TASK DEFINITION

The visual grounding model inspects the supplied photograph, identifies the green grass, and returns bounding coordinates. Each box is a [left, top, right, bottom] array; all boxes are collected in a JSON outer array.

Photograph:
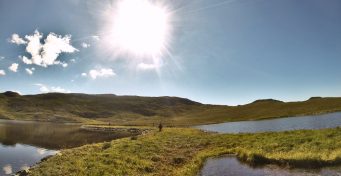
[[2, 92, 341, 126], [29, 127, 341, 176]]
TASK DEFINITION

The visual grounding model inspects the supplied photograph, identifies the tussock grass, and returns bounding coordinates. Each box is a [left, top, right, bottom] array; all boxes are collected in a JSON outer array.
[[30, 127, 341, 176]]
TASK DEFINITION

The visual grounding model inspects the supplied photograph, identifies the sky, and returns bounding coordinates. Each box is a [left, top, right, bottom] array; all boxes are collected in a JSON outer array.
[[0, 0, 341, 105]]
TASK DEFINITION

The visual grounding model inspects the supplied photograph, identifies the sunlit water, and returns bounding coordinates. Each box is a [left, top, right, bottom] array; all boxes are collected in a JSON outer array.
[[200, 156, 341, 176], [0, 120, 133, 175], [195, 112, 341, 133]]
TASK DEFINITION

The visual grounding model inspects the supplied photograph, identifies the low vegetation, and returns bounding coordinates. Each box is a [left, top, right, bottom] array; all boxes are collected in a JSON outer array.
[[29, 127, 341, 176], [1, 91, 341, 125]]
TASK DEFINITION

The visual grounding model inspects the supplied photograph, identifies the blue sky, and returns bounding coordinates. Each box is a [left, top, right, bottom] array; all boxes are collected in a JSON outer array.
[[0, 0, 341, 105]]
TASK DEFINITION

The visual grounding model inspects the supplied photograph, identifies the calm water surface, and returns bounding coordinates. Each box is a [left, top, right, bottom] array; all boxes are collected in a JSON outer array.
[[0, 120, 132, 175], [195, 112, 341, 133], [200, 156, 341, 176]]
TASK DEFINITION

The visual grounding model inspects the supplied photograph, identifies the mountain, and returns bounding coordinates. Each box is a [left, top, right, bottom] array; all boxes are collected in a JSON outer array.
[[1, 91, 341, 126]]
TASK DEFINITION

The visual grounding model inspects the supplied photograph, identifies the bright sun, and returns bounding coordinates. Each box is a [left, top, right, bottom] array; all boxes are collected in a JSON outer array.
[[110, 0, 170, 57]]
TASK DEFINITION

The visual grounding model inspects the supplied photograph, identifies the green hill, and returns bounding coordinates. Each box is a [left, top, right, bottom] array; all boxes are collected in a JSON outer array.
[[1, 91, 341, 126]]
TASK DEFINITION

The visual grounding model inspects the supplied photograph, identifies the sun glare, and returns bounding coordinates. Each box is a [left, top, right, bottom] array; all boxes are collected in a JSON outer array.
[[109, 0, 170, 57]]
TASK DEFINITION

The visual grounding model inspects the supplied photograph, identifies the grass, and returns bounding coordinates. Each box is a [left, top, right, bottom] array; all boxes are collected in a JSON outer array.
[[29, 127, 341, 176], [2, 92, 341, 126]]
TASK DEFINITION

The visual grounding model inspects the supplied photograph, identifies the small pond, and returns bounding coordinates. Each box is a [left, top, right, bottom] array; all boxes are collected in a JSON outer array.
[[199, 156, 341, 176]]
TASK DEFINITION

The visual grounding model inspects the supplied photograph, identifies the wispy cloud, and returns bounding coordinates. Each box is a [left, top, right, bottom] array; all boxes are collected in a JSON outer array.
[[70, 58, 76, 63], [137, 62, 161, 71], [25, 67, 35, 75], [8, 63, 19, 72], [82, 68, 116, 79], [81, 42, 90, 48], [11, 30, 78, 67], [92, 35, 100, 41], [34, 83, 71, 93]]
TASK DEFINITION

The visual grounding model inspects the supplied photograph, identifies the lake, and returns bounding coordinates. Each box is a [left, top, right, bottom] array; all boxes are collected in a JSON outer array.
[[0, 120, 133, 175], [195, 112, 341, 133]]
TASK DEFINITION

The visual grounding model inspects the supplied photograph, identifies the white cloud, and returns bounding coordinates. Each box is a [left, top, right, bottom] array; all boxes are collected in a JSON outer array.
[[34, 83, 71, 93], [82, 68, 116, 79], [9, 33, 27, 45], [50, 86, 70, 93], [3, 164, 12, 175], [89, 68, 115, 79], [81, 42, 90, 48], [0, 70, 5, 76], [34, 83, 49, 92], [25, 68, 34, 75], [0, 56, 4, 60], [137, 62, 161, 70], [70, 58, 76, 63], [9, 63, 19, 72], [14, 30, 78, 67]]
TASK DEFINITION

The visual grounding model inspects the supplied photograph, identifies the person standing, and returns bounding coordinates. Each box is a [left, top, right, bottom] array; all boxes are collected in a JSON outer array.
[[158, 123, 163, 132]]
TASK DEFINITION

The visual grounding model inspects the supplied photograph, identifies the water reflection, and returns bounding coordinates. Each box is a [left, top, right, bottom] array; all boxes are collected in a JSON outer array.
[[0, 120, 134, 175], [0, 120, 132, 149], [0, 144, 57, 176], [200, 156, 341, 176], [2, 165, 11, 175]]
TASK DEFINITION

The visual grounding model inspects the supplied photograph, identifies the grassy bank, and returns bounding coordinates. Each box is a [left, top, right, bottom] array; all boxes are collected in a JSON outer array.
[[29, 127, 341, 176]]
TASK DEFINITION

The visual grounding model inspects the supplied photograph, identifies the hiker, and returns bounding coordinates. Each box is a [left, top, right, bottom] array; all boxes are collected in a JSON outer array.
[[158, 123, 163, 132]]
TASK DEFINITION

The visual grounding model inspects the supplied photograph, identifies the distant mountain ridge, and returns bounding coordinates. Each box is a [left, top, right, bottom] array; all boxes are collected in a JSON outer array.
[[1, 91, 341, 126]]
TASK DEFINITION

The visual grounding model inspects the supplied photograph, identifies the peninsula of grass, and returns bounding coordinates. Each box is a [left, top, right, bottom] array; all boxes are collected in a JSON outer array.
[[29, 127, 341, 176]]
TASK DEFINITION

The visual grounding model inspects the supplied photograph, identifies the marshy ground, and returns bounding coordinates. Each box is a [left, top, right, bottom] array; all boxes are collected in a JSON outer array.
[[29, 127, 341, 176]]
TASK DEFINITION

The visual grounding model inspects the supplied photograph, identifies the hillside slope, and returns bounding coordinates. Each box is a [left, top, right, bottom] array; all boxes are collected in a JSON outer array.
[[1, 92, 341, 125]]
